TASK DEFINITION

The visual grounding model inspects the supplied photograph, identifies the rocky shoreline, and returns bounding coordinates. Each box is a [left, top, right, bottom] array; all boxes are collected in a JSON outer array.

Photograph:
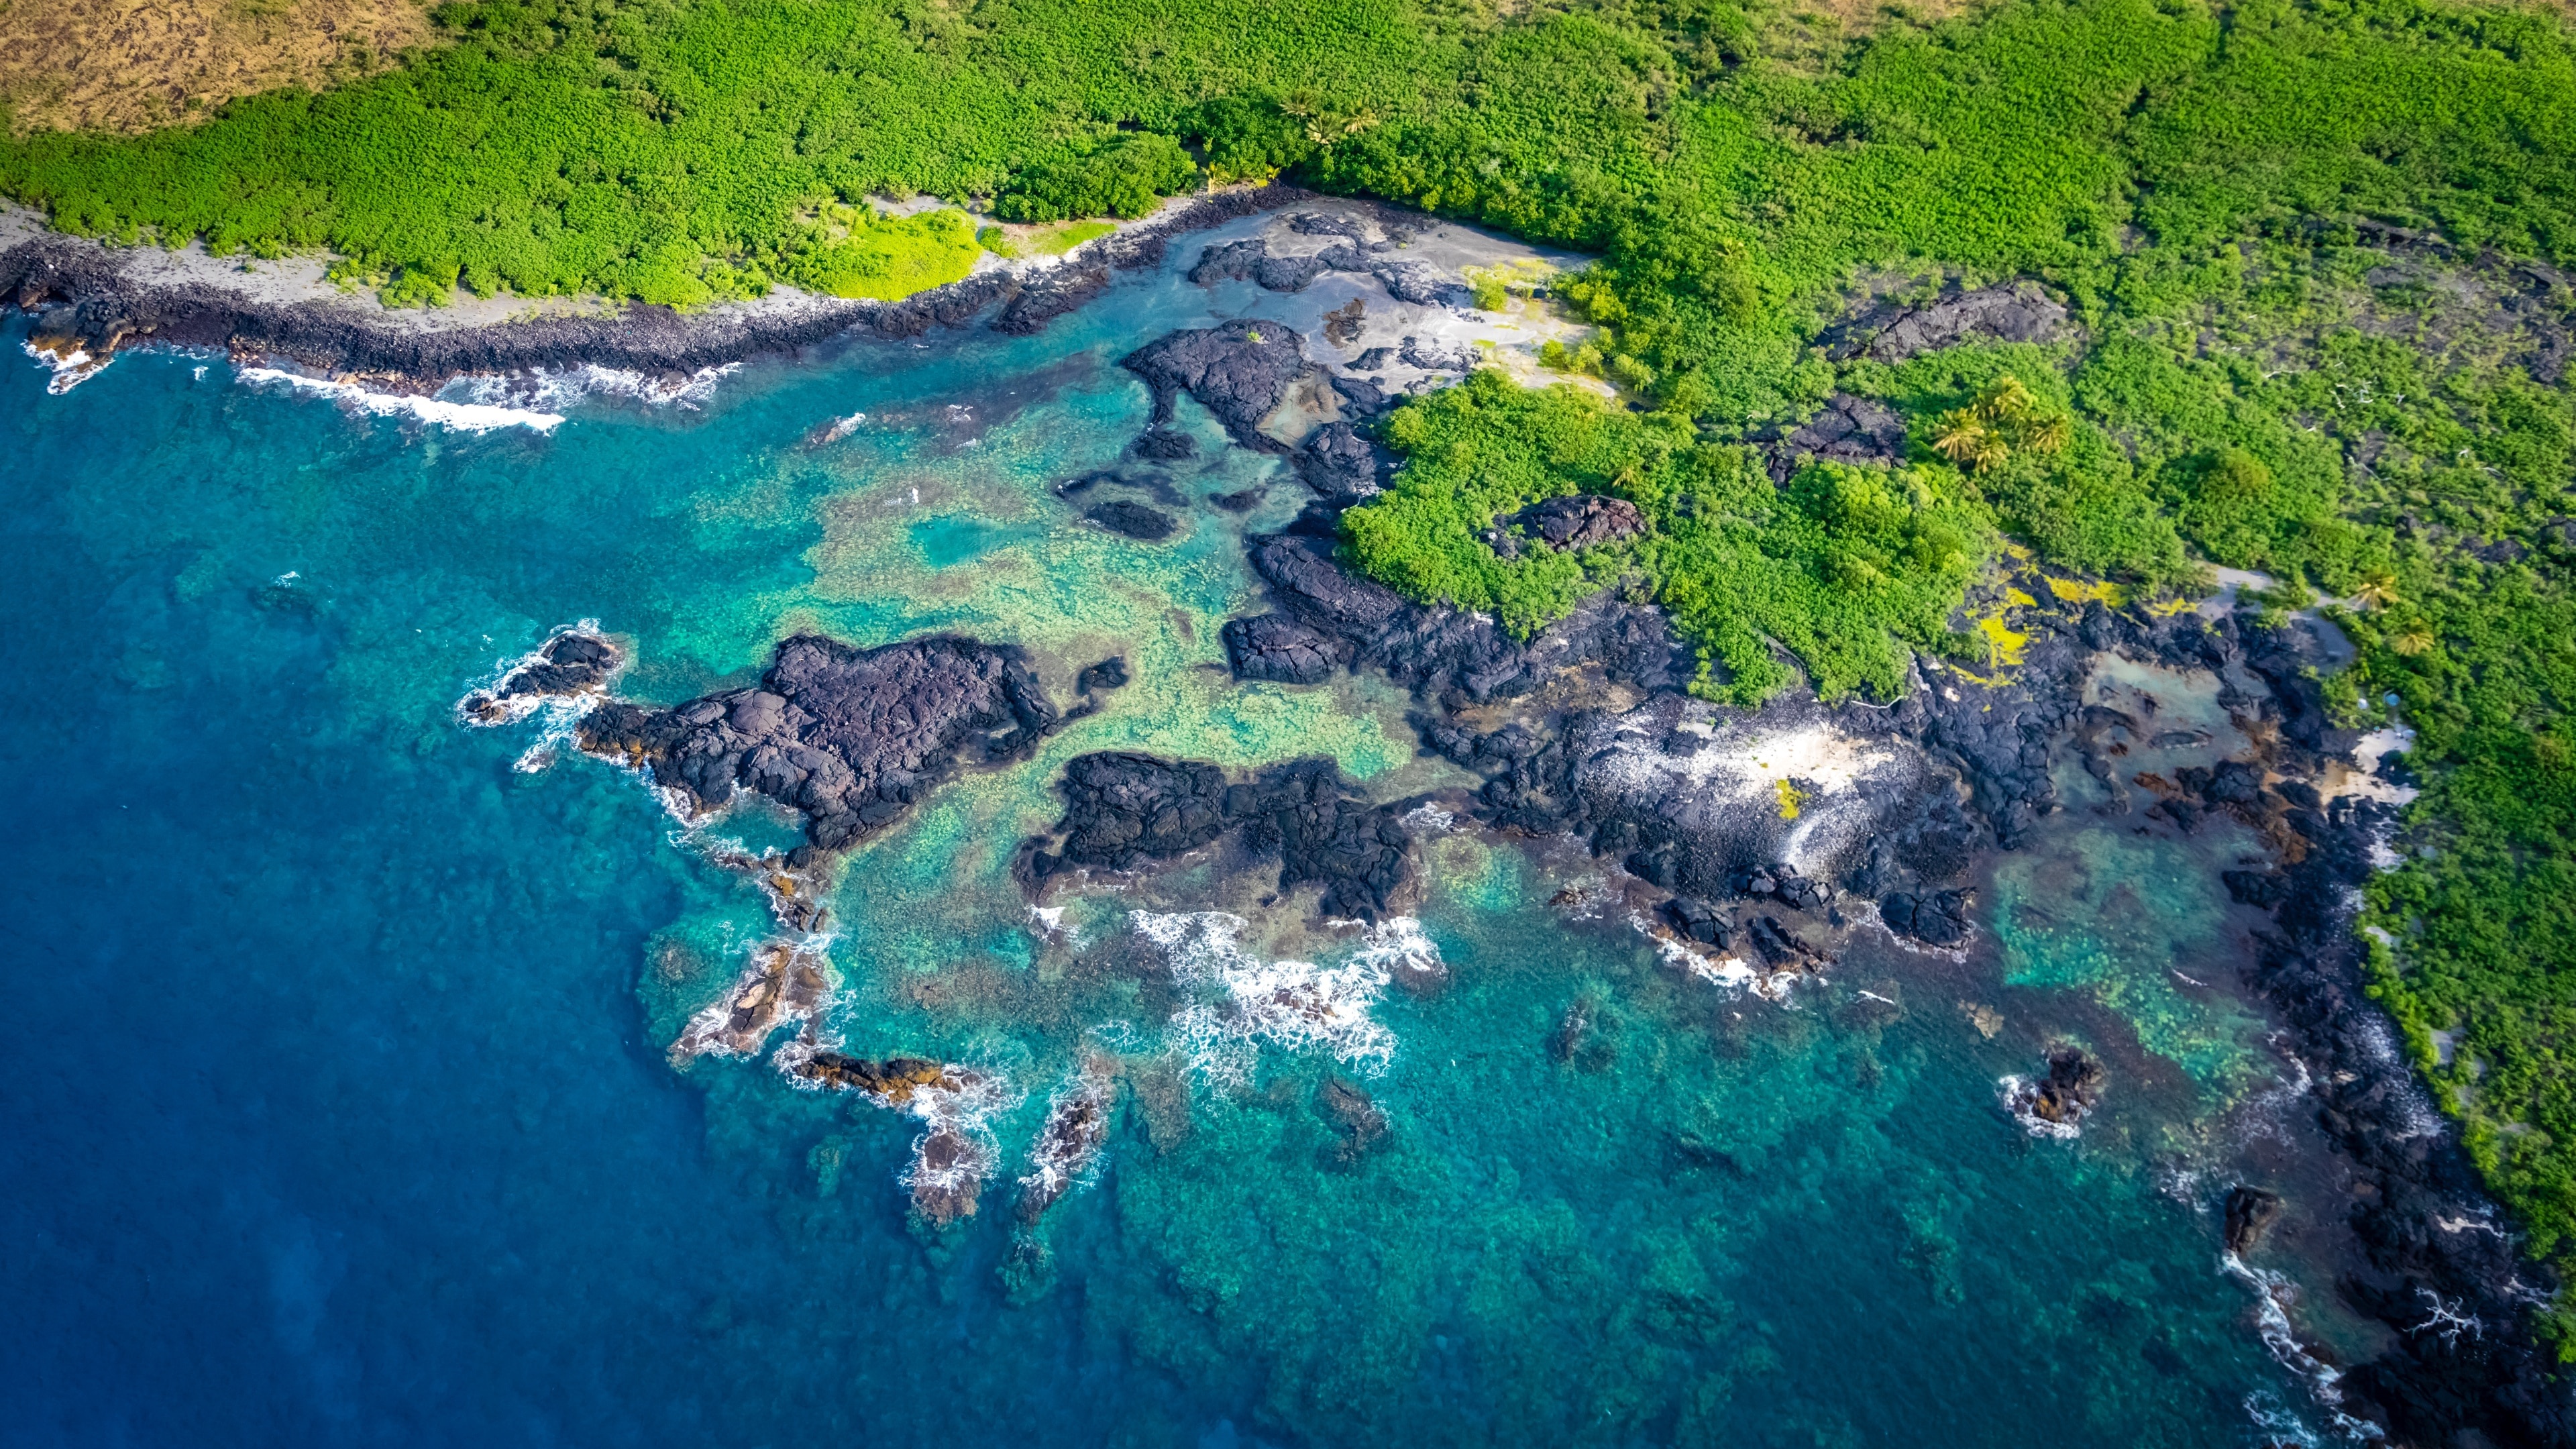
[[1073, 302, 2571, 1442], [429, 240, 2569, 1438], [0, 186, 1315, 391]]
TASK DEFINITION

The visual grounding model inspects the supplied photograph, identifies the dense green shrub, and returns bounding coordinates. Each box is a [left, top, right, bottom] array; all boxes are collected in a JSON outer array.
[[1344, 370, 1990, 702], [989, 134, 1199, 223]]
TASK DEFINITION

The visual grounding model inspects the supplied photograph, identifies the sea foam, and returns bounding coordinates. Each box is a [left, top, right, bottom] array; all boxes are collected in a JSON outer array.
[[239, 368, 566, 433], [1132, 910, 1406, 1083]]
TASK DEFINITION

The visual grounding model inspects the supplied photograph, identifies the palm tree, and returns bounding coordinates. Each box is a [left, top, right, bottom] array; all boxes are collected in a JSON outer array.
[[2390, 620, 2436, 656], [2353, 571, 2400, 610], [1933, 411, 2013, 473]]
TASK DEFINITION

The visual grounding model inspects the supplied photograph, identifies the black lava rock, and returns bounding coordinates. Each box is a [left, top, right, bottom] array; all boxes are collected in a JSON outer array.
[[1660, 896, 1731, 948], [1223, 614, 1343, 685], [1498, 494, 1646, 551], [1880, 888, 1972, 946], [1122, 322, 1313, 451], [1077, 657, 1130, 694], [577, 634, 1056, 853], [1026, 751, 1415, 918]]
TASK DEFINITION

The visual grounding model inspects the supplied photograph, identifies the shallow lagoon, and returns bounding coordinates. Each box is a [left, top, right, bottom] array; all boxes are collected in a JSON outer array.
[[2, 222, 2363, 1445]]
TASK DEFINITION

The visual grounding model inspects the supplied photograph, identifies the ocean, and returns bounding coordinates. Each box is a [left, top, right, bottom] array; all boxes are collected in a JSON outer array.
[[2, 221, 2363, 1446]]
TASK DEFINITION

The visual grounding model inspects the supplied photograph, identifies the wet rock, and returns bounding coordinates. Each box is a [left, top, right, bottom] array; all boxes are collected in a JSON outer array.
[[1188, 239, 1269, 285], [1349, 345, 1397, 371], [1086, 500, 1179, 540], [1825, 280, 2069, 363], [1017, 1067, 1115, 1225], [2222, 868, 2291, 908], [1122, 321, 1313, 451], [1076, 657, 1130, 694], [1289, 211, 1370, 240], [669, 941, 832, 1063], [576, 633, 1056, 853], [1037, 753, 1232, 871], [787, 1052, 955, 1099], [1317, 1074, 1391, 1161], [1660, 895, 1732, 948], [1222, 613, 1344, 684], [460, 629, 621, 722], [1246, 533, 1409, 636], [1745, 914, 1829, 969], [994, 263, 1113, 335], [1208, 484, 1267, 513], [1329, 372, 1392, 417], [2224, 1185, 2285, 1253], [1399, 334, 1476, 372], [1735, 862, 1832, 913], [1879, 888, 1972, 947], [2029, 1046, 2104, 1126], [1497, 494, 1646, 551]]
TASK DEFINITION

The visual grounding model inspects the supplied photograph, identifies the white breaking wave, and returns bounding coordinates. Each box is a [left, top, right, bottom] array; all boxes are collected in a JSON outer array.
[[1998, 1073, 2084, 1140], [23, 337, 109, 394], [1628, 912, 1801, 1002], [1345, 916, 1447, 989], [2222, 1254, 2386, 1441], [1132, 910, 1403, 1083], [239, 367, 564, 433], [455, 362, 741, 414]]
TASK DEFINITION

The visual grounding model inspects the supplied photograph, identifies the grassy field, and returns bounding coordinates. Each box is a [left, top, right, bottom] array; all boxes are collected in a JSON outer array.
[[6, 0, 2576, 1343]]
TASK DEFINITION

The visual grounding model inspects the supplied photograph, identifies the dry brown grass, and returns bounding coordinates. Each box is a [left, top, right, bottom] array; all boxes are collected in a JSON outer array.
[[0, 0, 435, 135]]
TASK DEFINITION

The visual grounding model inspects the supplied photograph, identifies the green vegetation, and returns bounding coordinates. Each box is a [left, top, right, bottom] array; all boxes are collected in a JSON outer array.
[[989, 132, 1196, 222], [782, 204, 978, 301], [1346, 370, 1986, 702], [7, 0, 2576, 1340]]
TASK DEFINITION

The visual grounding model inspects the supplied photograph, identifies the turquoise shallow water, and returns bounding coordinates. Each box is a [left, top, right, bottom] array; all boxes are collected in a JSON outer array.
[[3, 241, 2339, 1446]]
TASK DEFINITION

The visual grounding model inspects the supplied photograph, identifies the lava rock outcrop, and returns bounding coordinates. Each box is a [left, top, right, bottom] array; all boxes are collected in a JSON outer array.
[[578, 633, 1057, 855], [1021, 751, 1417, 919]]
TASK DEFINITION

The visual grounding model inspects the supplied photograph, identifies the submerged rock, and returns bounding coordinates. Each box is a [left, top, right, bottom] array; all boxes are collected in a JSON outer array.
[[1086, 500, 1179, 540], [1133, 427, 1197, 460], [1076, 657, 1130, 694], [1317, 1074, 1391, 1162], [576, 633, 1056, 853]]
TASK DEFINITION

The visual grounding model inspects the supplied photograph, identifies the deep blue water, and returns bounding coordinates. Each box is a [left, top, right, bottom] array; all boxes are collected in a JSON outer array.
[[2, 228, 2353, 1446]]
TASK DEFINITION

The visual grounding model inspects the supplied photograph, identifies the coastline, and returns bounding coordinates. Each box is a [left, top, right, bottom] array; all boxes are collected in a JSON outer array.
[[0, 185, 1316, 391], [11, 170, 2569, 1440]]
